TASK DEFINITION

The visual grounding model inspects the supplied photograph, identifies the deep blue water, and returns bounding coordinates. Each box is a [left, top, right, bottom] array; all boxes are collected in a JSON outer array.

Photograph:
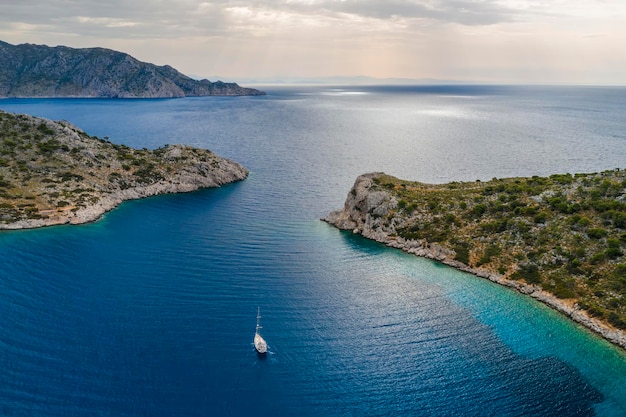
[[1, 85, 626, 416]]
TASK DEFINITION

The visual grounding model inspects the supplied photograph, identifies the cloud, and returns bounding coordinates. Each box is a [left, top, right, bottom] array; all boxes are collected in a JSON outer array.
[[292, 0, 522, 25], [0, 0, 532, 42], [1, 0, 625, 84], [2, 0, 623, 40], [1, 0, 233, 39]]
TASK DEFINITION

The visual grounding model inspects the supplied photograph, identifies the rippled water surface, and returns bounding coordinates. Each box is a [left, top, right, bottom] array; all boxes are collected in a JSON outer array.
[[1, 86, 626, 416]]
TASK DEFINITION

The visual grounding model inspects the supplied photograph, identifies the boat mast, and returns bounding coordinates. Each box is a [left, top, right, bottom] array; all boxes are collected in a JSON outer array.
[[254, 306, 268, 354]]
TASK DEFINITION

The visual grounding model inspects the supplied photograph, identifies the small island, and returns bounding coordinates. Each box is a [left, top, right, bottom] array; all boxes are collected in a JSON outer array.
[[325, 172, 626, 350], [0, 109, 248, 229]]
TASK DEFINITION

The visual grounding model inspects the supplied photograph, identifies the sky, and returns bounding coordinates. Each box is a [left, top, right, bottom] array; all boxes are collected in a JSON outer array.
[[1, 0, 626, 85]]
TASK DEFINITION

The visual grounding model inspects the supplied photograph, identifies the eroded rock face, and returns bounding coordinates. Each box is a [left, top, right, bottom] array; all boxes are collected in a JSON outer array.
[[325, 172, 393, 232]]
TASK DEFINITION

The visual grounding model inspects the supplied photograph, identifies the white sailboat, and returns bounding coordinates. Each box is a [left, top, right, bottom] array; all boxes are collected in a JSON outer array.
[[254, 307, 267, 354]]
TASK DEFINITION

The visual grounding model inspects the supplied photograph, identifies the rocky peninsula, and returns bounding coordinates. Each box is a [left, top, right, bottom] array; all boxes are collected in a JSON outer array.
[[325, 172, 626, 350], [0, 41, 265, 98], [0, 109, 248, 229]]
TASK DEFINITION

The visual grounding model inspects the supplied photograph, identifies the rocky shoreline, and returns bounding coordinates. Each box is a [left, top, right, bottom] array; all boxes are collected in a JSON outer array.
[[324, 173, 626, 351], [1, 157, 248, 230], [0, 110, 248, 229]]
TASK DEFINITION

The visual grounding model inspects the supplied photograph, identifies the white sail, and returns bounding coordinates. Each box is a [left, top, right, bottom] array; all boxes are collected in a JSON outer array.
[[254, 307, 267, 354]]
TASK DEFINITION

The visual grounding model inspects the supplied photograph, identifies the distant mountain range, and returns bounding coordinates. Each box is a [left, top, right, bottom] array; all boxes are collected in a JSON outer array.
[[0, 41, 265, 98], [232, 75, 471, 86]]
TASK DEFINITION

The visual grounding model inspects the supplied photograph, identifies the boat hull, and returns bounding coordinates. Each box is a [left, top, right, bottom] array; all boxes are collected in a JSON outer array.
[[254, 333, 267, 354]]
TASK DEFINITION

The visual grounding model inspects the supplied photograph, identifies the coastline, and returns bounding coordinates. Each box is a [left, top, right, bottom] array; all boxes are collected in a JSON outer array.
[[0, 165, 248, 230], [0, 110, 249, 230], [323, 173, 626, 352]]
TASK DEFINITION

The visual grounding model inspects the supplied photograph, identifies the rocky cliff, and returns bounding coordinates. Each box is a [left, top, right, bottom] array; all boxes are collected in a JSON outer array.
[[0, 110, 248, 229], [324, 172, 626, 351], [0, 41, 265, 98]]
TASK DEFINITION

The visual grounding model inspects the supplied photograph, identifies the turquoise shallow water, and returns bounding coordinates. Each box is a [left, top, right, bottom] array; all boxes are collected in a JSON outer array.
[[1, 86, 626, 416]]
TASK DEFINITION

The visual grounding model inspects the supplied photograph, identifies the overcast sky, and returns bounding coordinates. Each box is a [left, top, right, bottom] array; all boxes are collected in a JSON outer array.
[[1, 0, 625, 84]]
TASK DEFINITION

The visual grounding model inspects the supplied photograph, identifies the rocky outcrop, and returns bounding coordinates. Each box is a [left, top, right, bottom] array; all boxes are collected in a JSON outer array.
[[324, 173, 626, 351], [0, 110, 248, 229], [0, 40, 265, 98]]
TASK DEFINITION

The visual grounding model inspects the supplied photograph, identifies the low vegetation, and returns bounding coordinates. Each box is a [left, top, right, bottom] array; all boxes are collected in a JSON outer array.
[[0, 109, 219, 225], [371, 171, 626, 330]]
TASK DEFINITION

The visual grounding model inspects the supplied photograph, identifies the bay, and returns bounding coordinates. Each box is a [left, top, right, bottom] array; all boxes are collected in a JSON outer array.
[[1, 85, 626, 416]]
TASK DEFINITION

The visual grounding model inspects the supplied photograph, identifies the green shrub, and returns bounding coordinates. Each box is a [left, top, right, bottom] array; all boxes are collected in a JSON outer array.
[[608, 312, 626, 330], [605, 247, 624, 259], [512, 263, 541, 284], [36, 123, 55, 135], [472, 204, 487, 218], [587, 228, 608, 239], [590, 252, 607, 264], [534, 211, 548, 224], [454, 244, 470, 264], [478, 244, 501, 266]]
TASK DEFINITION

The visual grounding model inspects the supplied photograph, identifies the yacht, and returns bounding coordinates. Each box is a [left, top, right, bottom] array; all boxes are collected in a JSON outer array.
[[254, 307, 267, 354]]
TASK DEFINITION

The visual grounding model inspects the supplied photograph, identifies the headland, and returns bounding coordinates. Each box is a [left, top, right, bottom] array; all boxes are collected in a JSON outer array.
[[0, 109, 248, 229], [325, 172, 626, 350]]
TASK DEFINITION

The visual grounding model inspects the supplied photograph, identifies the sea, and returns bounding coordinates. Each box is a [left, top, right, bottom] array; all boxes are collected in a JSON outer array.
[[1, 85, 626, 416]]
